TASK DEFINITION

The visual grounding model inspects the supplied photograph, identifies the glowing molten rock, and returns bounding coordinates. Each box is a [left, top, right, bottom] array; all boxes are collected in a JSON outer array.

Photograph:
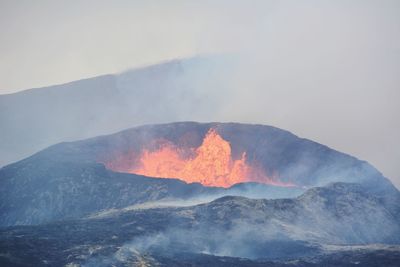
[[128, 129, 291, 188]]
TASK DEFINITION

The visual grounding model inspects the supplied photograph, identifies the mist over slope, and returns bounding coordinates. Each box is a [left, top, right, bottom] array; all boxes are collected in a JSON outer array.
[[0, 57, 232, 167]]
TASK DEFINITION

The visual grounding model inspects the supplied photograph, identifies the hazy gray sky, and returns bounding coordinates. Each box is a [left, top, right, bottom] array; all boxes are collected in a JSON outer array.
[[0, 0, 399, 187]]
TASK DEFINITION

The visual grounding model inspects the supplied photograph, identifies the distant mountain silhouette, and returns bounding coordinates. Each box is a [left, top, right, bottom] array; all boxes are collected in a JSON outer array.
[[0, 56, 232, 167]]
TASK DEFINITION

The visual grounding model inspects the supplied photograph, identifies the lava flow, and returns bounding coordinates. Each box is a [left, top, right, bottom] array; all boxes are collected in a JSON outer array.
[[125, 129, 292, 188]]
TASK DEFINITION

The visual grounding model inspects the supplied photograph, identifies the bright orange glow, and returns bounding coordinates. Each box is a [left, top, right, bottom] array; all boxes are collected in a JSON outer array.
[[123, 129, 293, 188]]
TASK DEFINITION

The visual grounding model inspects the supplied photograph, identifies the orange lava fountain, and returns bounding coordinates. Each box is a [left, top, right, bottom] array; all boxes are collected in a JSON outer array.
[[127, 129, 293, 188]]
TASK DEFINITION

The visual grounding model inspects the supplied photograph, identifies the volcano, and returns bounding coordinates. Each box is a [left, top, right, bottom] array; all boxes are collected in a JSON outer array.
[[0, 122, 395, 226]]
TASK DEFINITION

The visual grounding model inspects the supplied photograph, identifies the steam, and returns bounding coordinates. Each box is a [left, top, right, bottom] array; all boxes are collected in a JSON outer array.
[[81, 223, 320, 267], [120, 223, 318, 260]]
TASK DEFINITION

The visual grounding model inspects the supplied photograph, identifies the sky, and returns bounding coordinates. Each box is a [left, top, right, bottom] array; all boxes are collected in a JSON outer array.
[[0, 0, 399, 187]]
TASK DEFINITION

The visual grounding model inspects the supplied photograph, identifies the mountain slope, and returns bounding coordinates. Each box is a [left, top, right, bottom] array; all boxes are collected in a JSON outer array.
[[193, 183, 400, 245], [0, 57, 231, 167]]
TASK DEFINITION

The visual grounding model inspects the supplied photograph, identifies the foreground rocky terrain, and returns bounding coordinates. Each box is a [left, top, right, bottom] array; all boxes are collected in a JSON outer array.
[[1, 182, 399, 266]]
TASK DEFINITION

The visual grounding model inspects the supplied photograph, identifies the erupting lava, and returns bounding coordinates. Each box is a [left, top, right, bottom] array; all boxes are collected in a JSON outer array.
[[125, 129, 292, 188]]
